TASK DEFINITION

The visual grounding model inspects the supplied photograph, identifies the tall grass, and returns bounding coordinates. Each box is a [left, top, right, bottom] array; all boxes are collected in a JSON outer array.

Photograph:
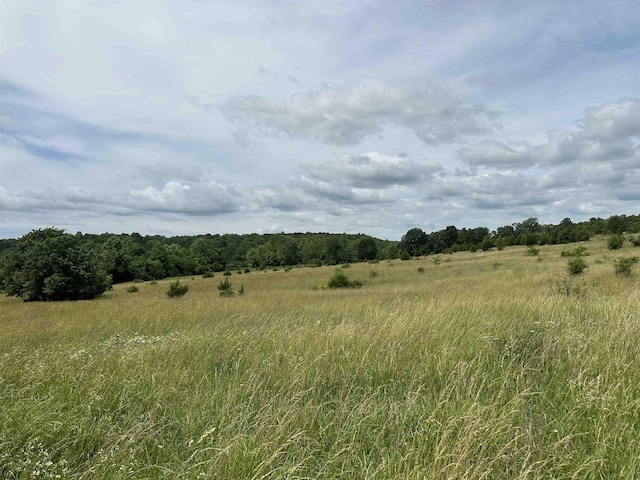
[[1, 238, 640, 478]]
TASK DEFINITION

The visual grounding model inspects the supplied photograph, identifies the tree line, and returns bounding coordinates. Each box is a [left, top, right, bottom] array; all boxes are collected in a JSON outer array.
[[398, 215, 640, 257], [0, 214, 638, 301]]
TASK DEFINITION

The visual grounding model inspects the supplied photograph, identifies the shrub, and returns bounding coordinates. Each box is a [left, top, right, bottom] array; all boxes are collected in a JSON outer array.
[[149, 280, 158, 285], [126, 285, 139, 293], [613, 256, 639, 276], [327, 270, 363, 289], [561, 245, 589, 257], [432, 256, 441, 265], [417, 266, 425, 274], [166, 279, 189, 298], [526, 245, 540, 256], [244, 268, 250, 273], [237, 270, 242, 275], [630, 236, 640, 247], [567, 257, 588, 275], [400, 251, 411, 261], [223, 270, 232, 276], [239, 283, 245, 295], [369, 270, 378, 278], [202, 272, 215, 278], [607, 234, 625, 250], [217, 278, 235, 296], [554, 277, 585, 297]]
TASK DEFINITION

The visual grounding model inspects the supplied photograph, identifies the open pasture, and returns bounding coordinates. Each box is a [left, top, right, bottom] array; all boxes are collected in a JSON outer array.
[[1, 238, 640, 479]]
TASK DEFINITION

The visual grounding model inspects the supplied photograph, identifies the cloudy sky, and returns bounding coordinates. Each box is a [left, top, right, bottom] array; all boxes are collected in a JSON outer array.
[[1, 0, 638, 240]]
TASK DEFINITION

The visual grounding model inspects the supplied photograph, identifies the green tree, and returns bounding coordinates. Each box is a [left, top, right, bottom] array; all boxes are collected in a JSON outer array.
[[357, 237, 378, 261], [1, 228, 111, 301], [607, 215, 625, 234], [399, 228, 427, 256]]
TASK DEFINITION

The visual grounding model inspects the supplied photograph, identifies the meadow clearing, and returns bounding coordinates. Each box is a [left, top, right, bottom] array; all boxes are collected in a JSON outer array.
[[1, 237, 639, 479]]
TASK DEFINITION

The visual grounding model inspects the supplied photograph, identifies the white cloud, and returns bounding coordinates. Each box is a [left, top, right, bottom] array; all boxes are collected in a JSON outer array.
[[218, 79, 498, 146], [459, 97, 640, 170]]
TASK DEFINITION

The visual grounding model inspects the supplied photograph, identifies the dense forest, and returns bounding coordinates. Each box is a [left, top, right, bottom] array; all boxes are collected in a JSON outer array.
[[0, 214, 638, 294]]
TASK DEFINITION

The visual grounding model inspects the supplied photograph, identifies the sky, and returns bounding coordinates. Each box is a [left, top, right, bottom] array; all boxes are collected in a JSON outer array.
[[0, 0, 639, 240]]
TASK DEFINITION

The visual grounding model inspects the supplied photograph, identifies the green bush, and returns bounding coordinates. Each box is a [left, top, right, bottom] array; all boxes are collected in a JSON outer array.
[[613, 257, 639, 276], [630, 236, 640, 247], [567, 257, 588, 275], [561, 245, 589, 257], [327, 270, 363, 289], [526, 245, 540, 256], [244, 268, 250, 273], [607, 235, 625, 250], [217, 278, 235, 296], [432, 256, 441, 265], [166, 279, 189, 298], [400, 251, 411, 261], [126, 285, 139, 293], [417, 266, 425, 274], [223, 270, 232, 276], [202, 272, 215, 278]]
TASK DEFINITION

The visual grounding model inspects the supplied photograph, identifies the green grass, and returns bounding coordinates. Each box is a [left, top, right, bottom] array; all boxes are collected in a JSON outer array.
[[1, 238, 640, 478]]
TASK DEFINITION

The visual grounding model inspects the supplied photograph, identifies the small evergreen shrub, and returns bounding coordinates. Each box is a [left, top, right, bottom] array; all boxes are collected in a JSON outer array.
[[202, 272, 215, 278], [629, 236, 640, 247], [223, 270, 232, 276], [432, 256, 441, 265], [400, 251, 411, 261], [149, 281, 158, 285], [342, 264, 351, 268], [613, 256, 639, 276], [126, 285, 139, 293], [561, 245, 589, 257], [166, 279, 189, 298], [526, 245, 540, 256], [607, 235, 625, 250], [567, 257, 588, 275], [244, 268, 250, 273], [327, 270, 363, 289], [237, 270, 242, 275], [217, 278, 235, 296], [417, 266, 425, 274], [133, 279, 144, 283]]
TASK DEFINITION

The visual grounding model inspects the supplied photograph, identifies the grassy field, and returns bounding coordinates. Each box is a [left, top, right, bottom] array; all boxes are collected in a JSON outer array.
[[1, 237, 640, 479]]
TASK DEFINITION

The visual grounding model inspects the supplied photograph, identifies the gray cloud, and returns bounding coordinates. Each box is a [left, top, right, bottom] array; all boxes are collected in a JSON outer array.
[[0, 181, 244, 217], [216, 79, 498, 146], [301, 152, 441, 189], [457, 140, 533, 168]]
